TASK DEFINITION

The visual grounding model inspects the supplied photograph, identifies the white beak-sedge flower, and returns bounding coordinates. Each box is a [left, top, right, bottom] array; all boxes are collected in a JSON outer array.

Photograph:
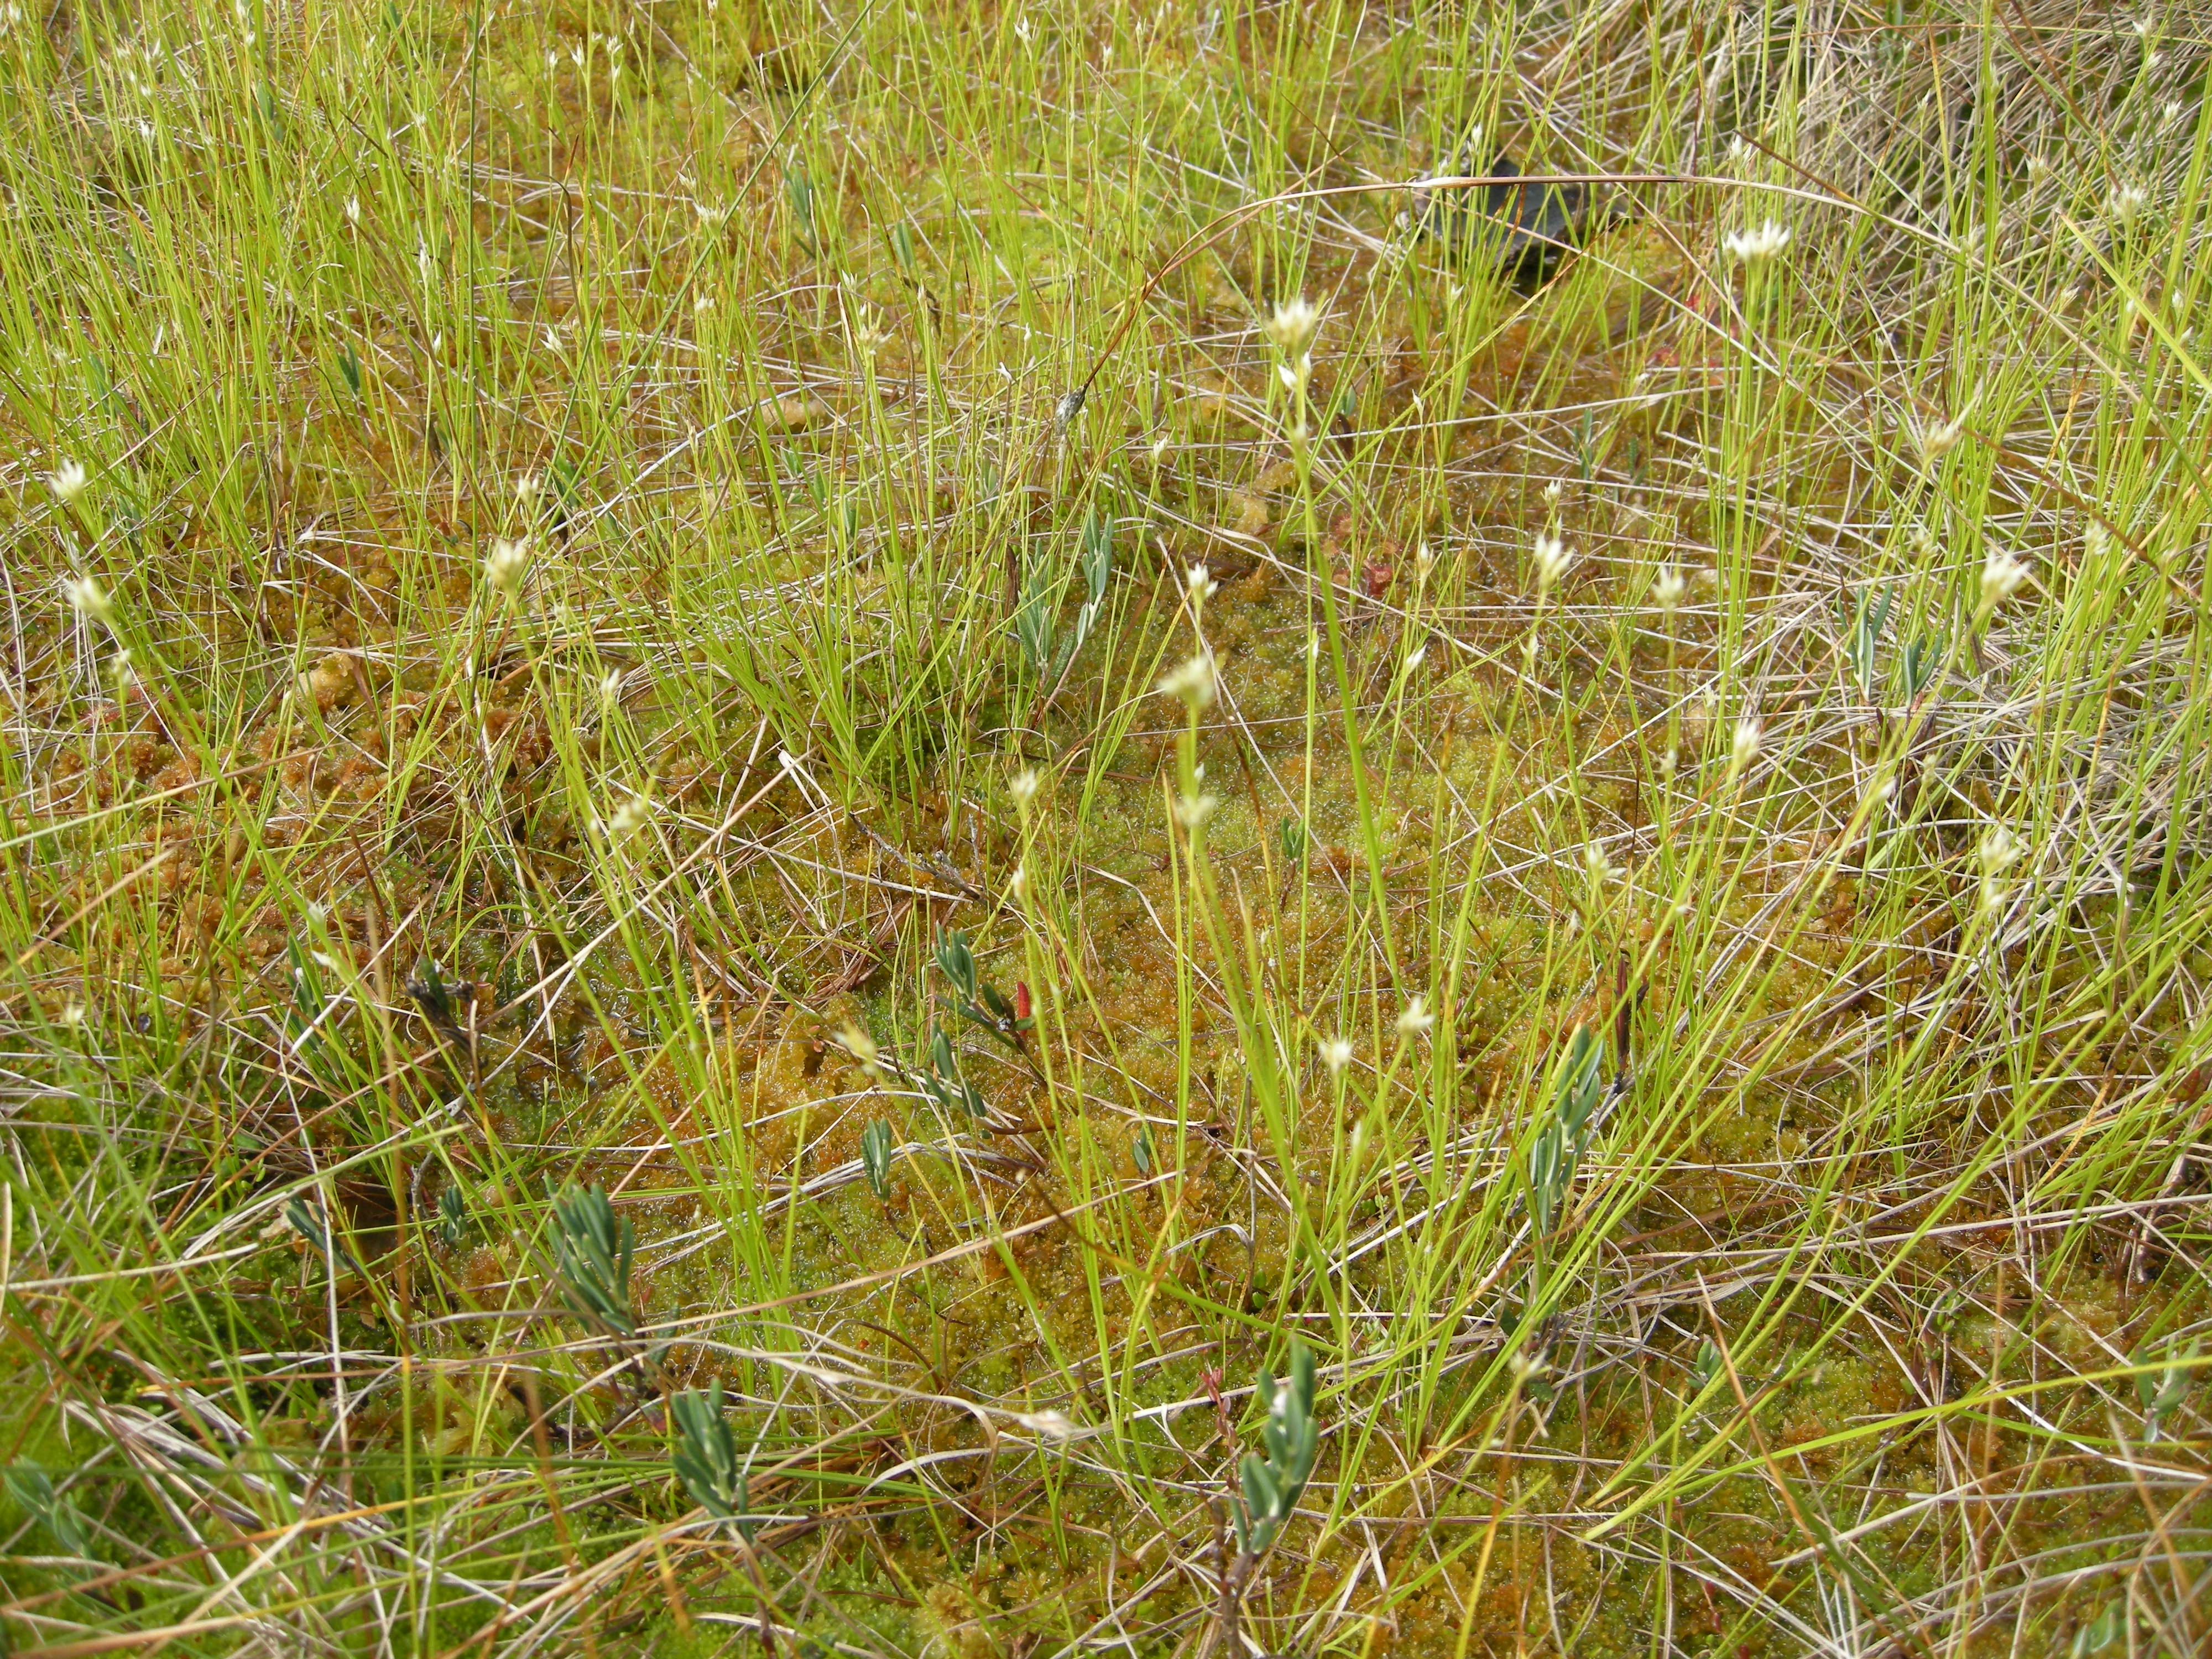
[[1722, 221, 1791, 263], [49, 460, 88, 503], [1532, 533, 1575, 591], [1261, 297, 1320, 358], [1978, 547, 2030, 617], [1979, 826, 2022, 912], [1727, 716, 1762, 783], [484, 538, 531, 593], [64, 575, 114, 625], [1157, 651, 1217, 712]]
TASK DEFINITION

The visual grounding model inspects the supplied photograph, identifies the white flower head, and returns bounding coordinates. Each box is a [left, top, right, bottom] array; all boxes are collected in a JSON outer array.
[[1172, 790, 1220, 830], [1008, 862, 1029, 899], [1157, 651, 1218, 712], [1979, 825, 2022, 880], [484, 537, 531, 593], [1186, 562, 1219, 601], [837, 1021, 882, 1076], [1010, 1408, 1076, 1439], [48, 460, 88, 503], [1583, 842, 1619, 884], [1727, 716, 1762, 783], [1652, 564, 1686, 613], [1722, 220, 1792, 264], [1914, 412, 1968, 465], [515, 472, 542, 505], [1979, 547, 2030, 614], [607, 792, 651, 838], [1009, 768, 1040, 808], [1979, 826, 2023, 912], [1319, 1036, 1354, 1076], [63, 573, 114, 625], [1396, 996, 1434, 1039], [2109, 184, 2150, 226], [1261, 296, 1321, 359], [1403, 644, 1427, 673], [847, 302, 893, 356], [1532, 532, 1575, 591], [598, 669, 624, 702], [1543, 478, 1564, 504]]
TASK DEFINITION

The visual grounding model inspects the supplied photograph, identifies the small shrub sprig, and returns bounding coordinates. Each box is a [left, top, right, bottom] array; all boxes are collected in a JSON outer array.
[[671, 1380, 755, 1538], [550, 1183, 635, 1339], [934, 928, 1033, 1051], [1214, 1341, 1321, 1656], [1526, 1025, 1604, 1244], [1230, 1342, 1319, 1557]]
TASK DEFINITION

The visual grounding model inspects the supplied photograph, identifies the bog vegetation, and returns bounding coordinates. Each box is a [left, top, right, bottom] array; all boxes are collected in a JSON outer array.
[[3, 2, 2210, 1655]]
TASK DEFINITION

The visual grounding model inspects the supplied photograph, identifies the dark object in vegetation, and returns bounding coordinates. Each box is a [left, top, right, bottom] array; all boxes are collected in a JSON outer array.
[[1417, 153, 1625, 286]]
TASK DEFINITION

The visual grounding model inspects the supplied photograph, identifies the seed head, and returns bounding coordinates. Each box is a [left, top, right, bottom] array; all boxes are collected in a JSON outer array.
[[1532, 533, 1575, 591], [1262, 297, 1321, 358], [484, 537, 531, 593], [48, 460, 88, 503], [1722, 221, 1792, 263]]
